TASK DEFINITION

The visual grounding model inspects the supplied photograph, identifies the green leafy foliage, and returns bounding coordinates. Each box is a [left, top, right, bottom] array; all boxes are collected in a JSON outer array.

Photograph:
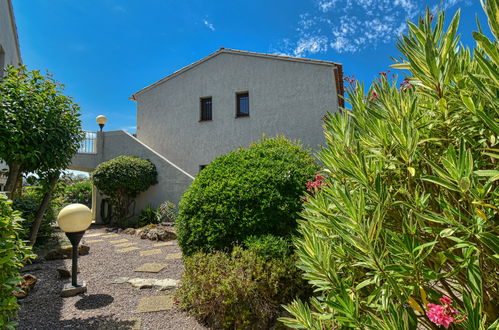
[[243, 234, 293, 260], [0, 195, 35, 329], [12, 188, 58, 245], [137, 205, 159, 228], [92, 156, 158, 225], [155, 200, 176, 223], [0, 65, 84, 191], [177, 136, 318, 255], [176, 247, 310, 329], [62, 180, 92, 207], [281, 3, 498, 329]]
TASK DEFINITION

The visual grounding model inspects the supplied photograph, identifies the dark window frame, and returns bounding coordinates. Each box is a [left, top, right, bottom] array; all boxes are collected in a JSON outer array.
[[200, 96, 213, 121], [236, 92, 249, 118]]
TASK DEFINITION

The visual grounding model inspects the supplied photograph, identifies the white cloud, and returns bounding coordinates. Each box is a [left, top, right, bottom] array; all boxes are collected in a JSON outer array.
[[294, 36, 329, 57], [203, 19, 215, 31], [318, 0, 337, 12], [276, 0, 469, 56]]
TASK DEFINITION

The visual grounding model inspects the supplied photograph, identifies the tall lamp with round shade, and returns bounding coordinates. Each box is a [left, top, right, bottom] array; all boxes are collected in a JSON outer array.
[[96, 115, 108, 131], [57, 204, 92, 297]]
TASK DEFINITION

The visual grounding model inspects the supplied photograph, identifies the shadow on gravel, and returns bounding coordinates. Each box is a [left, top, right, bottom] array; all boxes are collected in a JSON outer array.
[[57, 315, 139, 329], [75, 294, 114, 310]]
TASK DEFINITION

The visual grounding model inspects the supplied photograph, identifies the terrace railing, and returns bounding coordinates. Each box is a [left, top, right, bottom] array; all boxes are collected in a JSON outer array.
[[78, 132, 97, 154]]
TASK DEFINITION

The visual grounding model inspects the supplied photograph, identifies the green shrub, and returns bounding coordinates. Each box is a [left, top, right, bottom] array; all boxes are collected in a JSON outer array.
[[176, 247, 310, 329], [0, 194, 35, 329], [63, 180, 92, 207], [243, 234, 293, 260], [92, 156, 157, 226], [280, 4, 499, 329], [177, 136, 318, 255], [12, 188, 58, 245], [137, 205, 159, 228], [156, 200, 176, 223]]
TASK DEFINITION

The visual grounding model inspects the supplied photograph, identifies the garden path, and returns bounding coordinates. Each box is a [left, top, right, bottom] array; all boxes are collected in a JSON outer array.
[[17, 226, 206, 330]]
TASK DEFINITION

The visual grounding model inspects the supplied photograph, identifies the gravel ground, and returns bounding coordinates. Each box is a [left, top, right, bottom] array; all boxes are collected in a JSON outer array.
[[17, 226, 207, 330]]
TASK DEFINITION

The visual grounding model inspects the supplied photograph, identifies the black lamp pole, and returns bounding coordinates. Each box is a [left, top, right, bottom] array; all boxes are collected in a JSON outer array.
[[65, 231, 85, 287], [99, 123, 104, 132]]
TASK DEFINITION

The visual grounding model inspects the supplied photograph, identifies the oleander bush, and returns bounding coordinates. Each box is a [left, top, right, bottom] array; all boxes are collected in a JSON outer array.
[[0, 194, 35, 329], [12, 188, 59, 246], [280, 3, 498, 329], [176, 136, 318, 255], [176, 247, 310, 329], [92, 156, 157, 226]]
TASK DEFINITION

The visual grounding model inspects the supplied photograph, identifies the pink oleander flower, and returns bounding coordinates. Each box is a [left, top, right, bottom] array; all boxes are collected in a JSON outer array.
[[306, 173, 327, 192], [439, 296, 452, 304], [426, 296, 459, 329], [369, 90, 379, 101]]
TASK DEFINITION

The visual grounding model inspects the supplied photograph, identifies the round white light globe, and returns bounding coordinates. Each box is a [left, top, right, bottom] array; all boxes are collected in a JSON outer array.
[[57, 204, 92, 233], [96, 115, 108, 125]]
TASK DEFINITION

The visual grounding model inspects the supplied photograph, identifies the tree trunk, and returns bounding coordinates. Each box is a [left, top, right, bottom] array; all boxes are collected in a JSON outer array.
[[5, 161, 21, 199], [29, 171, 60, 246]]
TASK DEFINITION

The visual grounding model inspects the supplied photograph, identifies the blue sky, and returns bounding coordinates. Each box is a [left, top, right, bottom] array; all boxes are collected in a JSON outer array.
[[13, 0, 484, 133]]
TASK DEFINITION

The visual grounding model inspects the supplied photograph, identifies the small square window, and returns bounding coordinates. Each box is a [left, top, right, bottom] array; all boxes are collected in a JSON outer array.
[[200, 97, 212, 121], [199, 165, 208, 172], [236, 92, 249, 117]]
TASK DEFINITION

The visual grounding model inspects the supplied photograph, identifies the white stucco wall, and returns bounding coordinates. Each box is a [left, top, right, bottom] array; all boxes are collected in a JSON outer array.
[[71, 130, 194, 223], [135, 52, 339, 176], [0, 0, 21, 75]]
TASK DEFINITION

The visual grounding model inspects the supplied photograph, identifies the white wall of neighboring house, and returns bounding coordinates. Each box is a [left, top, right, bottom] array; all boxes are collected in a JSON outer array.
[[0, 0, 22, 191], [133, 49, 343, 176], [0, 0, 21, 76]]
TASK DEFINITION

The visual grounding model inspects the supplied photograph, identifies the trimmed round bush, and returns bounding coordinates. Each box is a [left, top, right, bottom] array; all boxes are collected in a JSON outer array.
[[177, 136, 318, 255], [92, 156, 157, 225]]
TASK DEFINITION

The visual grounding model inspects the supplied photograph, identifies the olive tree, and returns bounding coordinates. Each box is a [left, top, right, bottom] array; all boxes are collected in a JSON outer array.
[[92, 156, 158, 226], [0, 66, 84, 245]]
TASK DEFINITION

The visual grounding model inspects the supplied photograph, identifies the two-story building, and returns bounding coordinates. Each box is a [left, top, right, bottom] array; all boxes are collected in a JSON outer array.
[[72, 48, 344, 222]]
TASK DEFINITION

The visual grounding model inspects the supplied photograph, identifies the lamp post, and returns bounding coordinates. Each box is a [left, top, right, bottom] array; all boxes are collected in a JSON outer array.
[[57, 204, 92, 297], [96, 115, 108, 132]]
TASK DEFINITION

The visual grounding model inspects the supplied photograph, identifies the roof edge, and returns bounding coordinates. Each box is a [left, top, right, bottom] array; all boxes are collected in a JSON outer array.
[[130, 48, 342, 100]]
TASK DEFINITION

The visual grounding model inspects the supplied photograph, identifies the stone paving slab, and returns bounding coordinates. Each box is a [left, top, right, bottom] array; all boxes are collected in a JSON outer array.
[[84, 233, 104, 238], [153, 241, 175, 247], [165, 252, 182, 260], [139, 249, 163, 256], [114, 242, 137, 248], [102, 234, 120, 238], [134, 263, 167, 273], [135, 295, 174, 313], [117, 247, 140, 253], [110, 239, 128, 244], [85, 239, 103, 243], [95, 318, 141, 330]]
